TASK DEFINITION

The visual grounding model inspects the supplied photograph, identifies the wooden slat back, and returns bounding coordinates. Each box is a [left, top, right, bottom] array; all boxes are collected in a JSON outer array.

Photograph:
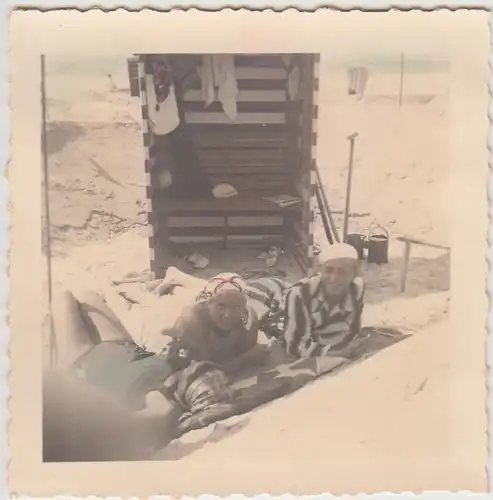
[[207, 175, 286, 193], [184, 89, 287, 103], [188, 125, 287, 149], [198, 148, 285, 166], [186, 112, 285, 125], [184, 55, 292, 194]]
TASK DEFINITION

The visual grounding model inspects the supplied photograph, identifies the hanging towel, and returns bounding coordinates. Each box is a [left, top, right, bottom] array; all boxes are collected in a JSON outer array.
[[146, 74, 180, 136], [202, 56, 216, 108], [201, 55, 238, 121], [282, 55, 300, 100]]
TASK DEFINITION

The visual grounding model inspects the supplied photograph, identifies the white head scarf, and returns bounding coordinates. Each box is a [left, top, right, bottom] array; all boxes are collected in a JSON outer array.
[[317, 243, 358, 264], [196, 272, 247, 303]]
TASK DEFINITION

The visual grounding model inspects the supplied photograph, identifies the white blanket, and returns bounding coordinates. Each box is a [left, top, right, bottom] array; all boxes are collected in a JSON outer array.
[[102, 267, 208, 353]]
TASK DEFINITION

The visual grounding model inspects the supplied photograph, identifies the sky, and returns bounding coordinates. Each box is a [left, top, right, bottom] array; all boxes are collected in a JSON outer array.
[[12, 9, 485, 61]]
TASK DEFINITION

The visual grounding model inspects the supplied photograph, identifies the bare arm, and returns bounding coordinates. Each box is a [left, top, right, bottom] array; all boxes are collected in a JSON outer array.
[[137, 391, 178, 418], [214, 308, 262, 374], [134, 391, 181, 450], [237, 306, 260, 354], [160, 305, 210, 360]]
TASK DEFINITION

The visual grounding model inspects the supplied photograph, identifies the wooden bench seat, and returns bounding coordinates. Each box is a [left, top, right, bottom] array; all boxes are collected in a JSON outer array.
[[152, 196, 302, 248], [152, 196, 302, 216]]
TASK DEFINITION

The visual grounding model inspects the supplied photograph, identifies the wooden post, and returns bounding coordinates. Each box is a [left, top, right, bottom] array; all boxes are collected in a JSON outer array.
[[41, 55, 58, 367], [342, 133, 358, 242], [400, 240, 412, 292], [315, 184, 334, 245], [41, 55, 51, 299], [315, 163, 340, 243], [398, 52, 405, 107]]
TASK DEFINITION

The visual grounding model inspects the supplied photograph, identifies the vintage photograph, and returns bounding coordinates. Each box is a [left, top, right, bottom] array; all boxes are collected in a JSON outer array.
[[8, 9, 490, 496]]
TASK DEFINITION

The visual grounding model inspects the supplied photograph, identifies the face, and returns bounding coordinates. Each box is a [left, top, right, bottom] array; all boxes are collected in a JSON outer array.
[[207, 290, 247, 332], [320, 258, 358, 297]]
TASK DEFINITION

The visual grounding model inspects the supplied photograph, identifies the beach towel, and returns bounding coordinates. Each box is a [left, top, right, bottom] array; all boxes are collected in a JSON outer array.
[[175, 326, 407, 436], [107, 270, 408, 437]]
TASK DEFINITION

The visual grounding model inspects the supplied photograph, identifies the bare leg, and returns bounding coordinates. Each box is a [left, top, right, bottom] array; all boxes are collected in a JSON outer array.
[[74, 290, 134, 343], [52, 290, 96, 368]]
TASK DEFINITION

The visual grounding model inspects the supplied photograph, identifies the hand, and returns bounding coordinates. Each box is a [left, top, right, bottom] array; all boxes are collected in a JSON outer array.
[[332, 342, 364, 360]]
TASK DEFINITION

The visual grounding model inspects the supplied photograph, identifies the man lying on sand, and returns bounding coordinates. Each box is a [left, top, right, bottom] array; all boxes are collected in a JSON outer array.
[[247, 243, 366, 359], [162, 272, 266, 375], [47, 288, 234, 460]]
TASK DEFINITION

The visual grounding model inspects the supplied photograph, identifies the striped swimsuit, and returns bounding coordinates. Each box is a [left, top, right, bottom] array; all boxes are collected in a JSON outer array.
[[245, 275, 365, 359]]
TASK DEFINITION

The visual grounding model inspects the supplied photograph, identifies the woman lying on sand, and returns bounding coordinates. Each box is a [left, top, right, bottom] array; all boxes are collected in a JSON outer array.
[[45, 288, 235, 461], [246, 243, 366, 359]]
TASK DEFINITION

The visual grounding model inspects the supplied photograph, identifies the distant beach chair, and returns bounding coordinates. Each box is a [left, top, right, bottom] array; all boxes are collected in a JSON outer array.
[[347, 67, 369, 99]]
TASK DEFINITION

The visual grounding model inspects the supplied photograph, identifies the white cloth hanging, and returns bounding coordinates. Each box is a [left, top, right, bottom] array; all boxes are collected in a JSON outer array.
[[201, 55, 238, 120], [202, 56, 216, 108], [282, 55, 300, 100], [146, 74, 180, 136]]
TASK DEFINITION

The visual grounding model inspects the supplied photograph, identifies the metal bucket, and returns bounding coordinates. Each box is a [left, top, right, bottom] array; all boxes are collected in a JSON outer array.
[[367, 225, 389, 264], [345, 233, 366, 260]]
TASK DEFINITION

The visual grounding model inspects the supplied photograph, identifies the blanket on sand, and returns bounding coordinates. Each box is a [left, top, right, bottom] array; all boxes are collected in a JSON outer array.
[[105, 269, 407, 436], [175, 326, 406, 436]]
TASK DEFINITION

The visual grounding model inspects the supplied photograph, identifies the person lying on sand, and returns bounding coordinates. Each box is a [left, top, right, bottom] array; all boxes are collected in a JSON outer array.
[[157, 245, 364, 362], [162, 273, 264, 375], [43, 368, 171, 462], [49, 288, 233, 459], [246, 243, 366, 360]]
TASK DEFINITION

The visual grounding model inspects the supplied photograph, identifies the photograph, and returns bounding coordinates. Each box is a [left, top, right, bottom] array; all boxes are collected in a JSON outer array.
[[8, 8, 490, 497]]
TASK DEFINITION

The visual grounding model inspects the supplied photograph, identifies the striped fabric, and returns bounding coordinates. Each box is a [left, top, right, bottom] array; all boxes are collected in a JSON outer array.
[[161, 273, 365, 412], [244, 276, 291, 324], [246, 275, 365, 359], [159, 358, 234, 413]]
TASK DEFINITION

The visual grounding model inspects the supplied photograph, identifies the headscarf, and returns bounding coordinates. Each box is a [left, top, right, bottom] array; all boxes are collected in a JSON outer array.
[[196, 272, 247, 303], [317, 243, 358, 264]]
